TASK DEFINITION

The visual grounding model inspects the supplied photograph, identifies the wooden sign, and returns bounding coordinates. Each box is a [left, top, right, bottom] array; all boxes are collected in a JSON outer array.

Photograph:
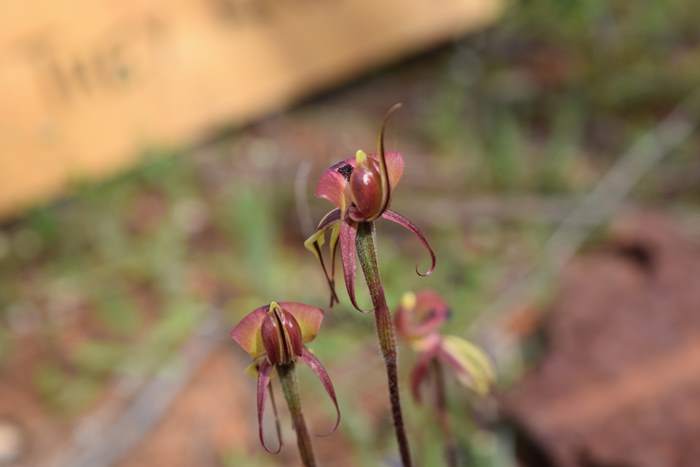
[[0, 0, 502, 217]]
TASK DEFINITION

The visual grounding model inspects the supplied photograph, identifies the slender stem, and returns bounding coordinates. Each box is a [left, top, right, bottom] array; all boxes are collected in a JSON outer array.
[[432, 359, 458, 467], [356, 221, 413, 467], [277, 363, 317, 467]]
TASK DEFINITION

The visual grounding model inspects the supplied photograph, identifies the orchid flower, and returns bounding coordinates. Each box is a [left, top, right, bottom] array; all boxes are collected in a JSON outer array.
[[230, 301, 340, 466], [395, 291, 493, 402], [304, 104, 433, 467], [395, 290, 494, 467], [304, 104, 436, 310]]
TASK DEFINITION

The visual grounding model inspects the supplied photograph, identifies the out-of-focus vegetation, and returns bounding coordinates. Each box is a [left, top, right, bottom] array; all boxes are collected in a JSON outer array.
[[1, 0, 699, 465]]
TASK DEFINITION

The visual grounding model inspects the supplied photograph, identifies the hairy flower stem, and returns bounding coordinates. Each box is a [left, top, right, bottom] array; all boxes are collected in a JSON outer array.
[[277, 363, 316, 467], [432, 359, 458, 467], [356, 221, 413, 467]]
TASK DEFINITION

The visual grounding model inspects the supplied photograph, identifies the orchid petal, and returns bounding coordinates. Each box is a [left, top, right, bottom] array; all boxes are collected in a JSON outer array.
[[279, 302, 324, 344], [304, 209, 342, 306], [261, 314, 283, 365], [316, 208, 342, 231], [268, 379, 283, 453], [256, 361, 282, 453], [440, 335, 494, 395], [301, 347, 341, 435], [230, 306, 268, 358], [377, 103, 402, 215], [381, 209, 436, 276], [385, 151, 404, 191], [339, 220, 366, 312], [329, 222, 340, 296], [409, 344, 440, 404], [315, 159, 354, 211]]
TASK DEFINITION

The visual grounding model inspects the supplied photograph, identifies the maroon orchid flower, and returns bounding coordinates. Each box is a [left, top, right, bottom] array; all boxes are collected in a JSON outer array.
[[395, 291, 493, 402], [395, 291, 493, 467], [304, 104, 436, 310], [230, 301, 340, 464]]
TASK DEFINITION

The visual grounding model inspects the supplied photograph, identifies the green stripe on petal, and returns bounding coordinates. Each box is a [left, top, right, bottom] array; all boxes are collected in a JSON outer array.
[[441, 335, 494, 395]]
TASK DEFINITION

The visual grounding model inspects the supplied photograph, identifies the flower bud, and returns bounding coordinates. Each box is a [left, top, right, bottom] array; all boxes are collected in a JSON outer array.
[[349, 150, 384, 221], [261, 302, 304, 366]]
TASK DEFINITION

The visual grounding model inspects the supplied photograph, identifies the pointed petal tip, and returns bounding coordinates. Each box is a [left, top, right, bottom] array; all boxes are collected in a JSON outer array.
[[381, 210, 437, 278], [376, 105, 402, 215], [409, 357, 430, 405], [301, 348, 341, 437], [256, 362, 282, 454], [328, 284, 340, 308], [306, 211, 342, 311], [387, 102, 403, 113]]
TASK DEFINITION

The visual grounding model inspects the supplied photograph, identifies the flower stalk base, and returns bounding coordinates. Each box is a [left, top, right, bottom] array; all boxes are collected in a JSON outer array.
[[278, 363, 317, 467]]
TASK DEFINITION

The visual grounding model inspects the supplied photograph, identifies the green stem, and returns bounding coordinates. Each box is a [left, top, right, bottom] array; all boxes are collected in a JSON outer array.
[[432, 359, 458, 467], [356, 221, 413, 467], [277, 363, 316, 467]]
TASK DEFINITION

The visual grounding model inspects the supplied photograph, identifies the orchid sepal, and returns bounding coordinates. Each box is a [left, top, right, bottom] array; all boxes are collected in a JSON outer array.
[[381, 210, 436, 277], [339, 219, 370, 313], [256, 360, 282, 453], [376, 103, 403, 217], [300, 347, 341, 436], [440, 335, 494, 396], [304, 209, 341, 307]]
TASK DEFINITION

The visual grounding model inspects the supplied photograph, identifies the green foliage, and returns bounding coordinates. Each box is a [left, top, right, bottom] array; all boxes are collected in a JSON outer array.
[[73, 341, 127, 376], [34, 364, 100, 414]]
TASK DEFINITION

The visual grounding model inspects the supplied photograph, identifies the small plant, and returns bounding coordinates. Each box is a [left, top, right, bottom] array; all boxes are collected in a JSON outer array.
[[230, 105, 494, 466], [304, 104, 435, 466], [395, 290, 494, 467], [230, 301, 340, 467]]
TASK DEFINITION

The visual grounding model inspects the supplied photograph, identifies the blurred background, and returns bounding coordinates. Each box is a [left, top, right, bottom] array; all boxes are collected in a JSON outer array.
[[2, 0, 700, 466]]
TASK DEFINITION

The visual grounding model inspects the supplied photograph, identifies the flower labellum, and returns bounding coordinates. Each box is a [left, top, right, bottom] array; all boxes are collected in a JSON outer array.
[[349, 150, 383, 221], [261, 303, 304, 366]]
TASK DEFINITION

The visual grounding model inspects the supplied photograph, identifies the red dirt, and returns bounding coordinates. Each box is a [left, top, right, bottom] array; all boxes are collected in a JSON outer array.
[[503, 213, 700, 467], [119, 347, 252, 467]]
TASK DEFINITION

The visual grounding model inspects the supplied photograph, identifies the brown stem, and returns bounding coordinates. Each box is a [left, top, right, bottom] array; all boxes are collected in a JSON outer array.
[[432, 359, 459, 467], [356, 221, 413, 467], [277, 363, 316, 467]]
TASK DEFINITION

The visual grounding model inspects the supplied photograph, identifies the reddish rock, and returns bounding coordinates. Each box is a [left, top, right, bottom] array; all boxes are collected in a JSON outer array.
[[504, 214, 700, 467]]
